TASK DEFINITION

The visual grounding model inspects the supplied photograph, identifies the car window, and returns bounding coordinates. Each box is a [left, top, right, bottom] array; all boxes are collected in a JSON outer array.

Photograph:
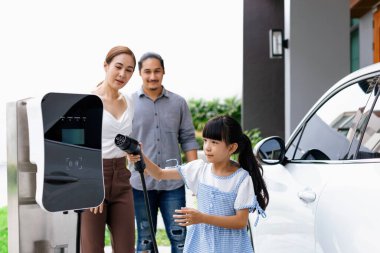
[[355, 77, 380, 159], [286, 77, 377, 161]]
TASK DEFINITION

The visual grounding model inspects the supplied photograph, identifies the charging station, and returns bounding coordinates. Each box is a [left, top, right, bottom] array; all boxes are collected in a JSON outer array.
[[7, 93, 104, 252]]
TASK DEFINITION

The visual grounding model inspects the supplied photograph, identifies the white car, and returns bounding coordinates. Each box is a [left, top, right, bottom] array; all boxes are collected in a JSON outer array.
[[251, 63, 380, 253]]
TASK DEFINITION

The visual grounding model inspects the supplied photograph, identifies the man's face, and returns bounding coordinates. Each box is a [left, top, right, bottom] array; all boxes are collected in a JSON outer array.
[[139, 58, 164, 91]]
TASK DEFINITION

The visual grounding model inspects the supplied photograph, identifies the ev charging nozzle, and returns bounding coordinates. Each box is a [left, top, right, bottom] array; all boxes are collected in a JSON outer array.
[[114, 134, 146, 172]]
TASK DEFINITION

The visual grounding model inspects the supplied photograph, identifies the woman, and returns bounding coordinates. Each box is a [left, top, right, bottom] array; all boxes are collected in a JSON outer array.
[[81, 46, 136, 253]]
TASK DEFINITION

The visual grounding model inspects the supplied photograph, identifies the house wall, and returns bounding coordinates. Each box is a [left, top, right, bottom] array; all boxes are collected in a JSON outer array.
[[243, 0, 285, 138], [359, 11, 374, 68], [284, 0, 350, 139], [243, 0, 350, 140]]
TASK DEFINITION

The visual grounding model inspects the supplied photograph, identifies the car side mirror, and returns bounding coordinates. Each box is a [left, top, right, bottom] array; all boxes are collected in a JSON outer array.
[[253, 136, 285, 165]]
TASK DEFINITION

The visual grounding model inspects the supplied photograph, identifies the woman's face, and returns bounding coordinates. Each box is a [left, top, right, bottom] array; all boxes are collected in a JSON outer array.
[[104, 53, 135, 90]]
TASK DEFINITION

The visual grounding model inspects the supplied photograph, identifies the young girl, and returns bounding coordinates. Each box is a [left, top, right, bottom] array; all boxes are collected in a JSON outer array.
[[130, 115, 269, 253]]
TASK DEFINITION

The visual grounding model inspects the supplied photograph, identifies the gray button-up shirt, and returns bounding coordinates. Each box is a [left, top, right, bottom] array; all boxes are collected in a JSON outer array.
[[130, 87, 199, 191]]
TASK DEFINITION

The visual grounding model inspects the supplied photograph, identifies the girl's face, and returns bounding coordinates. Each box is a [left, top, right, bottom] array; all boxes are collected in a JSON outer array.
[[203, 138, 233, 164], [104, 53, 135, 90]]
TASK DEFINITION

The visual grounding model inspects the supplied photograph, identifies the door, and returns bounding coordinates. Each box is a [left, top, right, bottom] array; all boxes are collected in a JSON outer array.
[[253, 74, 379, 253], [314, 76, 380, 253]]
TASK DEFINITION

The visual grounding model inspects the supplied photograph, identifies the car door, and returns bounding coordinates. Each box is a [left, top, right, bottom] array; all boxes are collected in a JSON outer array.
[[314, 76, 380, 253], [252, 73, 380, 253]]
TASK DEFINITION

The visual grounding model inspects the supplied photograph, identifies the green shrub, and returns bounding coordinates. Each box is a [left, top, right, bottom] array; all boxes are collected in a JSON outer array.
[[188, 96, 241, 132], [187, 97, 262, 150], [244, 128, 262, 148]]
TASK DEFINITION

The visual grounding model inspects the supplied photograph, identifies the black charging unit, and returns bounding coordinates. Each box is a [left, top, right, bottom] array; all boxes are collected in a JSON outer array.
[[27, 93, 104, 253]]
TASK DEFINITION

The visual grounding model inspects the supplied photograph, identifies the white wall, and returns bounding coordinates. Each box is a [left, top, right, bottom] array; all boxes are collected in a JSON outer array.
[[284, 0, 350, 139], [360, 11, 374, 68]]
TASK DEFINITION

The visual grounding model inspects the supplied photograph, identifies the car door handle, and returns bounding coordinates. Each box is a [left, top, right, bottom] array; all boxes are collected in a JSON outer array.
[[298, 190, 316, 203]]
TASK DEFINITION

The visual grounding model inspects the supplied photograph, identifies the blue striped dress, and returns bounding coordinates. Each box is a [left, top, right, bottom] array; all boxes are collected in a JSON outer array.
[[177, 159, 266, 253]]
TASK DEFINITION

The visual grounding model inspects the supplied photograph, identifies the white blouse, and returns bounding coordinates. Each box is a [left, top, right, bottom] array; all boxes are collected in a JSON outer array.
[[101, 93, 134, 159]]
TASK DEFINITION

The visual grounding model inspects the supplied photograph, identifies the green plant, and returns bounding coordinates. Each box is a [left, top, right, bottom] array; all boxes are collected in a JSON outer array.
[[186, 97, 263, 164], [0, 207, 7, 253], [244, 128, 262, 148], [188, 96, 241, 132], [188, 96, 243, 152]]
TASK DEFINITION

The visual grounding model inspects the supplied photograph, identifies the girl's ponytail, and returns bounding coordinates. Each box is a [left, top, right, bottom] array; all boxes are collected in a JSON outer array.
[[238, 134, 269, 210]]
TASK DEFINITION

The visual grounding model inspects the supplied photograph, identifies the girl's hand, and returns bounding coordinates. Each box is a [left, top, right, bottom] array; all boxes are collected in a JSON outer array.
[[173, 207, 203, 226], [126, 153, 141, 163], [90, 202, 104, 214], [126, 142, 143, 163], [126, 151, 150, 175]]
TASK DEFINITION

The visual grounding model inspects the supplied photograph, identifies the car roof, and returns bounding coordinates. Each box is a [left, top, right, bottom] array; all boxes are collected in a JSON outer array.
[[323, 62, 380, 100]]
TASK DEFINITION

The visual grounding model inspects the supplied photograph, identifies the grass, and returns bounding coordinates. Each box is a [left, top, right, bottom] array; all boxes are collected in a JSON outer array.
[[155, 229, 171, 246], [0, 206, 170, 251], [105, 227, 170, 246], [0, 207, 7, 253]]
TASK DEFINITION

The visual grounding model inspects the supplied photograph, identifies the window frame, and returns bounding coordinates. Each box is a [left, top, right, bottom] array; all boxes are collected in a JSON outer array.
[[285, 72, 380, 163], [351, 78, 380, 159]]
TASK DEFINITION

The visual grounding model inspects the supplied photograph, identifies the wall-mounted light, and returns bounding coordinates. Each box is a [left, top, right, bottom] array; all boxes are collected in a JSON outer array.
[[269, 29, 288, 59]]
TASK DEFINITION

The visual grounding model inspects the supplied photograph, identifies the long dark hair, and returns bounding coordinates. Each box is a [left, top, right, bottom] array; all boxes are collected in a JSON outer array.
[[202, 115, 269, 209]]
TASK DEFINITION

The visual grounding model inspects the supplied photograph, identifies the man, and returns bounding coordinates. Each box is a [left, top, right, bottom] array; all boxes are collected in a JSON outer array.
[[130, 52, 199, 253]]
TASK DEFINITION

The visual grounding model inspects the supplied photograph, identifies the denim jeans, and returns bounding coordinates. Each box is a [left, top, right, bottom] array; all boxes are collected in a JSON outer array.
[[133, 186, 186, 253]]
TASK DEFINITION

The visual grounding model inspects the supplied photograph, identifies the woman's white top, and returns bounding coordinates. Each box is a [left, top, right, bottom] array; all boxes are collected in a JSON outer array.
[[178, 159, 256, 210], [101, 93, 134, 159]]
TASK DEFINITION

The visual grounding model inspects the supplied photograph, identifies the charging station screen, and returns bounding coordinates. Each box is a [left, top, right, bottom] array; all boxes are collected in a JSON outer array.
[[40, 93, 104, 211], [62, 128, 85, 145], [43, 94, 102, 149]]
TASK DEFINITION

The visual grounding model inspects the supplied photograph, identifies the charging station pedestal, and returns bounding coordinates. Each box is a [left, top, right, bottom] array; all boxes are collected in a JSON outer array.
[[7, 93, 103, 252]]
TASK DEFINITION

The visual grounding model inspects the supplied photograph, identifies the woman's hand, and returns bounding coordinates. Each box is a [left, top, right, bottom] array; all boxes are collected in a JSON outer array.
[[173, 207, 204, 226], [90, 202, 104, 214]]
